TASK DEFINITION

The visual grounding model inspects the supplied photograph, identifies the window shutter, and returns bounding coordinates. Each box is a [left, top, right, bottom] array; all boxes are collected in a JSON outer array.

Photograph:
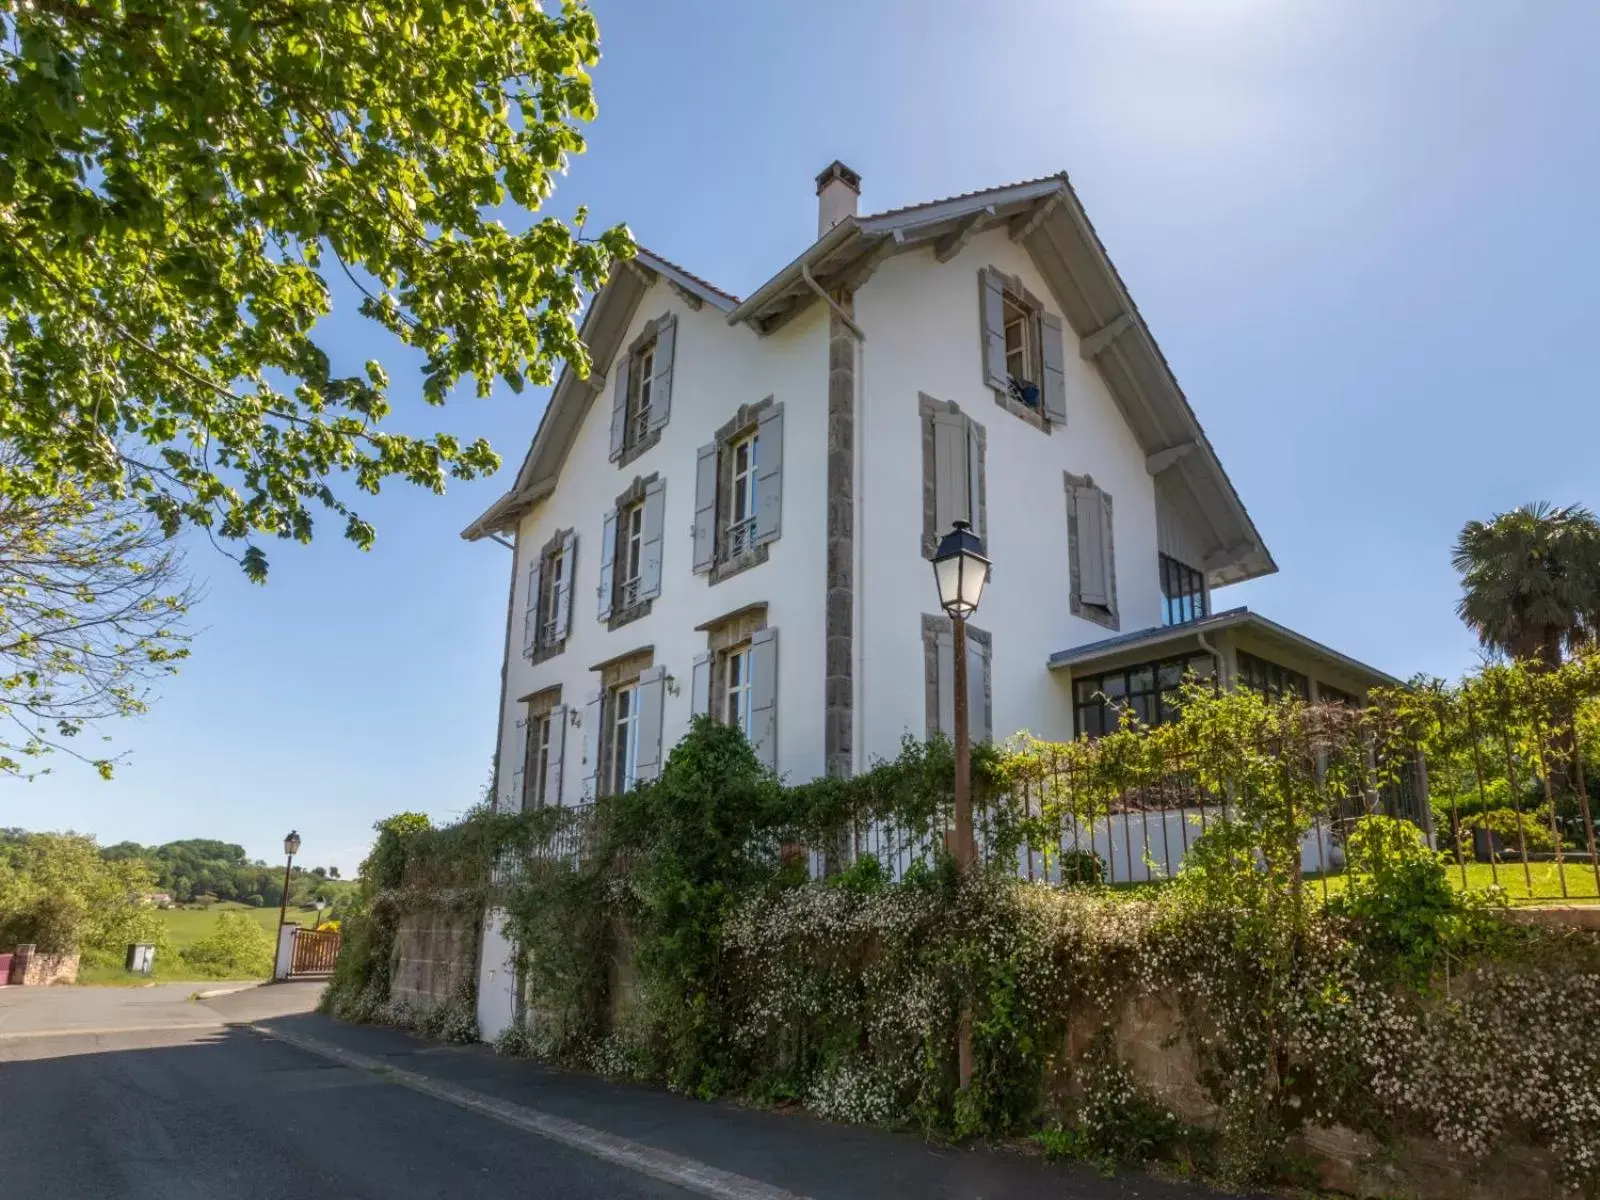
[[634, 666, 667, 782], [544, 706, 566, 807], [597, 509, 618, 620], [754, 402, 784, 545], [1076, 485, 1109, 607], [640, 477, 666, 599], [1040, 311, 1067, 426], [556, 531, 577, 641], [690, 652, 712, 720], [509, 717, 527, 812], [966, 420, 986, 549], [582, 690, 604, 799], [609, 353, 631, 462], [935, 624, 956, 738], [648, 316, 675, 433], [749, 628, 778, 771], [1097, 490, 1116, 605], [979, 268, 1008, 391], [968, 635, 991, 744], [522, 558, 542, 657], [932, 410, 970, 535], [692, 442, 717, 573]]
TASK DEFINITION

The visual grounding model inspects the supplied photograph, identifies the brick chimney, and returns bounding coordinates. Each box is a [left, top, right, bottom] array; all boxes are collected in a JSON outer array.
[[815, 160, 861, 238]]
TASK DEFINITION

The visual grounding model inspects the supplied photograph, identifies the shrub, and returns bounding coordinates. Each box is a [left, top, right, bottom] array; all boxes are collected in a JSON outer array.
[[1456, 806, 1557, 856], [1057, 847, 1104, 886], [181, 911, 274, 977], [245, 894, 265, 907]]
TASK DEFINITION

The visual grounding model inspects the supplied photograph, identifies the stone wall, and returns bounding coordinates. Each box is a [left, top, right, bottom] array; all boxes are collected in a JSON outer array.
[[389, 910, 478, 1008], [4, 945, 79, 986]]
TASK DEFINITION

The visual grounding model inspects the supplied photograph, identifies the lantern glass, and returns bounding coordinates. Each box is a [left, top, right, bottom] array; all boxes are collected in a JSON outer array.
[[284, 830, 302, 857], [931, 520, 990, 620]]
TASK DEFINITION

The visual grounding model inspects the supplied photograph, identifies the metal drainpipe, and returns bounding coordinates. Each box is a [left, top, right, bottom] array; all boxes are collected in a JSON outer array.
[[1197, 631, 1226, 688], [852, 310, 866, 776]]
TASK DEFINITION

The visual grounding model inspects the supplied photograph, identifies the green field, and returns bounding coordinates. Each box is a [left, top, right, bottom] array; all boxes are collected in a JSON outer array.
[[76, 902, 326, 986], [1315, 860, 1600, 905]]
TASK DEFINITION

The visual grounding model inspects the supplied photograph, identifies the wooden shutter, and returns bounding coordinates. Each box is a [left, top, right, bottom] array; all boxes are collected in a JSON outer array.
[[597, 508, 617, 620], [556, 530, 577, 641], [692, 442, 717, 573], [966, 419, 985, 548], [609, 353, 630, 462], [640, 477, 666, 599], [648, 315, 675, 433], [968, 635, 991, 743], [690, 652, 712, 720], [754, 403, 783, 545], [1076, 485, 1109, 608], [522, 716, 541, 810], [1096, 490, 1115, 605], [749, 628, 778, 771], [979, 268, 1008, 391], [935, 624, 955, 738], [543, 705, 566, 807], [522, 558, 542, 657], [509, 717, 527, 811], [634, 666, 666, 782], [582, 689, 604, 799], [1040, 311, 1067, 425], [932, 409, 971, 535]]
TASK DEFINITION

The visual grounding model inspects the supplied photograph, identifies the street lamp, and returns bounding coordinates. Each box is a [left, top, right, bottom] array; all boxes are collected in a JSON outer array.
[[277, 830, 301, 933], [931, 520, 990, 873], [931, 519, 989, 1096]]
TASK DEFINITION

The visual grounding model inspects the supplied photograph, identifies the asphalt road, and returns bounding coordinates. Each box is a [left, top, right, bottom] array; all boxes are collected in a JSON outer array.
[[0, 984, 689, 1200]]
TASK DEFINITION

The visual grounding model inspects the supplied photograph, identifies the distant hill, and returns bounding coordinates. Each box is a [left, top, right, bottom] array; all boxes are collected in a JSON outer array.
[[100, 837, 355, 908]]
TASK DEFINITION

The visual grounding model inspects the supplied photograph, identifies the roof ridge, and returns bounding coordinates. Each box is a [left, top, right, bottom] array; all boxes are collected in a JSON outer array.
[[859, 171, 1069, 222], [635, 245, 741, 304]]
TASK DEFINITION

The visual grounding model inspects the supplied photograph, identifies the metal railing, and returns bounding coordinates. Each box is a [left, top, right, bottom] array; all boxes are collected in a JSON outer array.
[[719, 515, 757, 563]]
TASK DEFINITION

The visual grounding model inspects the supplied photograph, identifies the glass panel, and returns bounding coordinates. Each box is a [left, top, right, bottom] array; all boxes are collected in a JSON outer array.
[[1158, 661, 1184, 689], [1132, 695, 1156, 726], [1129, 666, 1155, 695], [1101, 673, 1127, 699]]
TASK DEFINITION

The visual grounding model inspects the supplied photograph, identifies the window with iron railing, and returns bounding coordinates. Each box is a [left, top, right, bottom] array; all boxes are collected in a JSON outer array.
[[616, 501, 645, 611], [718, 432, 759, 564]]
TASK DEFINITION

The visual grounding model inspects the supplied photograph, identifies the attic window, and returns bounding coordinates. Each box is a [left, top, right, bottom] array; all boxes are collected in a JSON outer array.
[[1003, 288, 1041, 407]]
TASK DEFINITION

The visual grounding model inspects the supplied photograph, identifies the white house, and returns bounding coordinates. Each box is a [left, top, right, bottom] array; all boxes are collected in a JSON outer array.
[[463, 164, 1400, 1036]]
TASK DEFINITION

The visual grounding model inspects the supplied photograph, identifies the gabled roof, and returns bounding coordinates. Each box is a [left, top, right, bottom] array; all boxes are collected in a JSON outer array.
[[725, 173, 1274, 587], [461, 248, 737, 540], [465, 175, 1277, 590]]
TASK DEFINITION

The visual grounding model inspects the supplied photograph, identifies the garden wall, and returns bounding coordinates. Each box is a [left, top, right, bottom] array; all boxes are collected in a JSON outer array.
[[389, 909, 478, 1009], [4, 945, 79, 986]]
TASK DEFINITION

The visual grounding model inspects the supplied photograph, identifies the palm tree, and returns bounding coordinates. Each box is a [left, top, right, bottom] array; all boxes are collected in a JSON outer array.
[[1452, 502, 1600, 667]]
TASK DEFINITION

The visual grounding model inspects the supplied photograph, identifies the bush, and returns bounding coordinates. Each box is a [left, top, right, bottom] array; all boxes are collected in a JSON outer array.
[[181, 911, 274, 978], [1057, 847, 1105, 886], [244, 894, 265, 907], [1456, 806, 1557, 856]]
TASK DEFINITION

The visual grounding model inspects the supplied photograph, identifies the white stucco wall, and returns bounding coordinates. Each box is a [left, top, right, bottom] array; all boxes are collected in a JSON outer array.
[[852, 228, 1164, 762], [494, 281, 831, 809]]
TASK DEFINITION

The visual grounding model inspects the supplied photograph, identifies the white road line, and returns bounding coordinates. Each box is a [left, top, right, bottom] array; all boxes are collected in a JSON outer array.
[[246, 1023, 812, 1200]]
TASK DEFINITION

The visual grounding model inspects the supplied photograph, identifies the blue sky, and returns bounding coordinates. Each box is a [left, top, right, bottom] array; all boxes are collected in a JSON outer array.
[[7, 0, 1597, 876]]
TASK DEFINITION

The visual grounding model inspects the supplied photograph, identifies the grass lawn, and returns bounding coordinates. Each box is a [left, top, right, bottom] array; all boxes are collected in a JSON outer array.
[[1310, 861, 1600, 905], [76, 903, 325, 986]]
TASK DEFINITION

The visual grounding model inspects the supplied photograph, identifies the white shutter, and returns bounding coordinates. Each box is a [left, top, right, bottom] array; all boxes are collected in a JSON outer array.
[[648, 315, 675, 433], [1097, 490, 1115, 605], [597, 509, 617, 620], [690, 652, 712, 720], [522, 558, 542, 657], [543, 705, 567, 807], [754, 402, 783, 545], [609, 353, 630, 462], [966, 420, 984, 548], [1076, 485, 1108, 608], [932, 410, 970, 535], [1040, 311, 1067, 425], [509, 717, 527, 812], [634, 666, 666, 782], [692, 442, 717, 573], [640, 477, 666, 599], [968, 635, 991, 744], [582, 690, 604, 799], [556, 531, 577, 641], [979, 268, 1008, 391], [749, 628, 778, 772], [935, 624, 955, 739]]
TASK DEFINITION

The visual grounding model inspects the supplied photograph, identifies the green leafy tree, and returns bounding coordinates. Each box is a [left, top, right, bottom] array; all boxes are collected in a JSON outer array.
[[0, 468, 190, 777], [1452, 502, 1600, 667], [0, 0, 630, 580], [0, 829, 166, 953]]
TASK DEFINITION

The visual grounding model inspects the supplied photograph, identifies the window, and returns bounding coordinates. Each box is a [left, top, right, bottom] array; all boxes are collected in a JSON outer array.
[[724, 432, 759, 561], [541, 547, 566, 644], [1236, 650, 1309, 701], [1066, 473, 1117, 630], [608, 683, 640, 796], [618, 501, 644, 609], [695, 400, 784, 582], [922, 615, 992, 743], [919, 395, 986, 558], [722, 643, 754, 738], [609, 314, 676, 467], [599, 475, 664, 628], [1073, 653, 1214, 739], [525, 712, 553, 808], [512, 690, 565, 812], [523, 529, 576, 661], [1003, 288, 1041, 406], [1317, 684, 1358, 707], [980, 267, 1066, 427], [1159, 554, 1207, 627]]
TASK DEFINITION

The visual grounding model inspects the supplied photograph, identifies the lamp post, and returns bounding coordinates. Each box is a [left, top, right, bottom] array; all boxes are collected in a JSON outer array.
[[277, 830, 301, 934], [931, 519, 990, 1092]]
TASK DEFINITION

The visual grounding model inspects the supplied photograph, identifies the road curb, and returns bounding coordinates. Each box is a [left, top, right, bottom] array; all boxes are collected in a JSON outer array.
[[244, 1022, 810, 1200], [192, 983, 260, 1000]]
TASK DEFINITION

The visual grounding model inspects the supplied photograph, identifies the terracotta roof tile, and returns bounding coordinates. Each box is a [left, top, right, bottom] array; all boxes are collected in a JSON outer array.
[[636, 245, 742, 305]]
